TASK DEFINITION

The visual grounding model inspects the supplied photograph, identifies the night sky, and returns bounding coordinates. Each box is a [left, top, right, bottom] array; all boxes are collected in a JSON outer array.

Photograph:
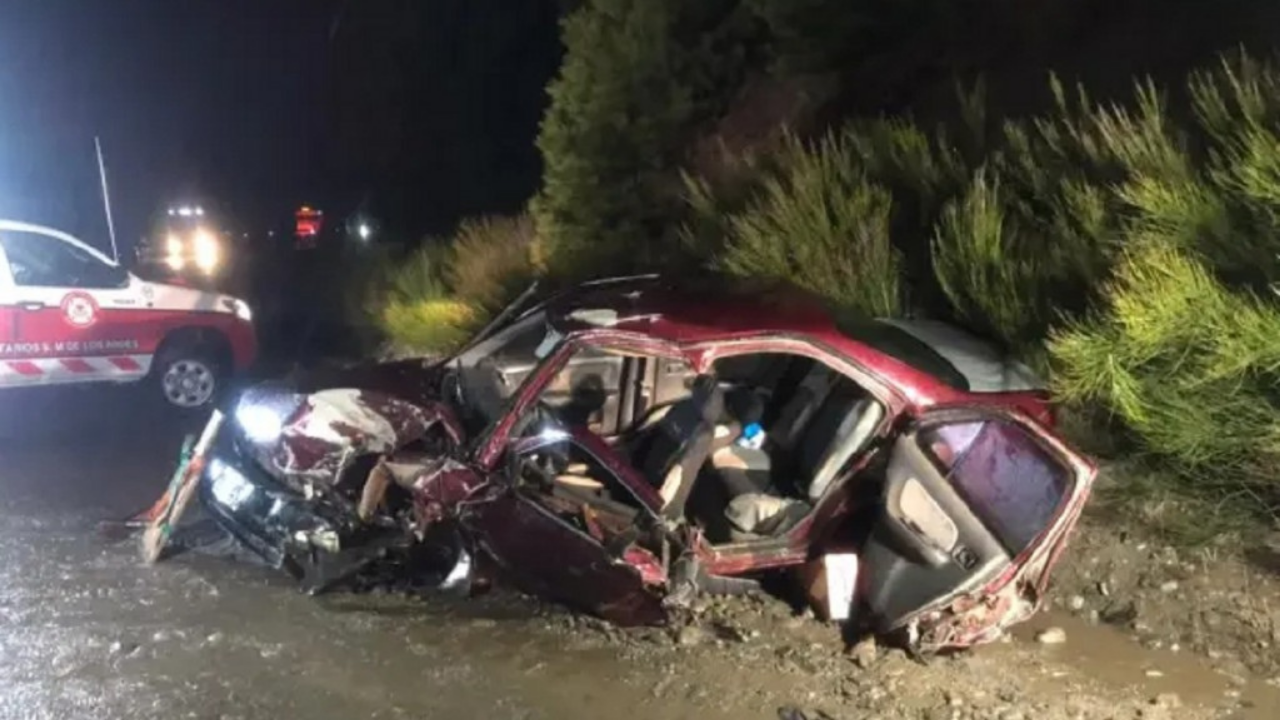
[[0, 0, 561, 256]]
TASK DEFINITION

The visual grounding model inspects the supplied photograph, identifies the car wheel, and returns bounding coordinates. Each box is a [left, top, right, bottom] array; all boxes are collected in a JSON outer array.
[[154, 347, 223, 411]]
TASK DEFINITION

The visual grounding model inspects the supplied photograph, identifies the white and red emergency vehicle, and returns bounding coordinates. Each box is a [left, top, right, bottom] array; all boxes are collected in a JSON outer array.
[[0, 220, 256, 410]]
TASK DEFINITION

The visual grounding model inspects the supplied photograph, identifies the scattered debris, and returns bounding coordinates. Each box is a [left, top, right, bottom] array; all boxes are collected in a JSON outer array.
[[850, 637, 878, 669], [676, 625, 710, 647], [1036, 627, 1068, 645]]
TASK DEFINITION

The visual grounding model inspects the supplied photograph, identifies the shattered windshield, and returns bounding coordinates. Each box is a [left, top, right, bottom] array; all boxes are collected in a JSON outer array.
[[450, 311, 564, 429]]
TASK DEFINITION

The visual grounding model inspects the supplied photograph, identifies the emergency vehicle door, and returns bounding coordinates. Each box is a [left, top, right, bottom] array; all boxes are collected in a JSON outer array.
[[0, 227, 146, 386], [0, 242, 15, 358]]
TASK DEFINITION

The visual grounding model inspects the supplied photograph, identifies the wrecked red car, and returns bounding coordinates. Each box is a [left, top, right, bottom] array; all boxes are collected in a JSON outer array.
[[194, 276, 1095, 654]]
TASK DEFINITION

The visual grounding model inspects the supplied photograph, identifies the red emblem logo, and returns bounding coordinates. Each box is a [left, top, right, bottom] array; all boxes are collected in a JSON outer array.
[[61, 292, 99, 328]]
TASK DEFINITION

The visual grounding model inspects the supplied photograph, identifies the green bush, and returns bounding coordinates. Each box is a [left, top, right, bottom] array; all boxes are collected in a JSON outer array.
[[1047, 53, 1280, 532], [679, 52, 1280, 535], [379, 296, 478, 355], [372, 242, 474, 354], [1050, 242, 1280, 529], [533, 0, 758, 280], [369, 214, 540, 355], [931, 169, 1046, 350], [714, 131, 903, 319], [445, 215, 538, 315]]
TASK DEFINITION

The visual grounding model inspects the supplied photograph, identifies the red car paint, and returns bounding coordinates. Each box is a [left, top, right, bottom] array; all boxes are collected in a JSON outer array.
[[0, 221, 256, 389], [542, 281, 1055, 422], [268, 389, 465, 480], [10, 305, 256, 368], [236, 278, 1093, 647]]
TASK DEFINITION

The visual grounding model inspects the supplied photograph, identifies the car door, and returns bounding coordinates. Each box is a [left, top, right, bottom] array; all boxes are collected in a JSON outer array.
[[0, 226, 150, 385], [858, 406, 1095, 652], [461, 431, 668, 626], [0, 242, 18, 382]]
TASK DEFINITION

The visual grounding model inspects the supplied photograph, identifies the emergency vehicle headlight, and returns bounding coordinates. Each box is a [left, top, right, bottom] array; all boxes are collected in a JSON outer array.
[[193, 230, 219, 273]]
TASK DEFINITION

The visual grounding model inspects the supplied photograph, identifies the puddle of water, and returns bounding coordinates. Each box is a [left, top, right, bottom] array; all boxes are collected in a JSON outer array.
[[1017, 612, 1280, 718]]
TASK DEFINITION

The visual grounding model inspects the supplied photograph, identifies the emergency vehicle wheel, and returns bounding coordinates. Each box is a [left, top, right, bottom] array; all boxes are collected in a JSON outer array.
[[154, 347, 223, 411]]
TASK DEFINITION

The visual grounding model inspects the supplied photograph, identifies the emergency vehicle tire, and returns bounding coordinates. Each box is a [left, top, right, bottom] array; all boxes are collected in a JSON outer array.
[[152, 345, 225, 412]]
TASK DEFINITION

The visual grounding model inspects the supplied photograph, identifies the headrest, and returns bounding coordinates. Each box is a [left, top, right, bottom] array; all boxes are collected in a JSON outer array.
[[689, 374, 724, 423]]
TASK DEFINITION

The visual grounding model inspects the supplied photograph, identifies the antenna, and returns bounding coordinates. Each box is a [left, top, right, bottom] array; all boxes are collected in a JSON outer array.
[[95, 136, 120, 263]]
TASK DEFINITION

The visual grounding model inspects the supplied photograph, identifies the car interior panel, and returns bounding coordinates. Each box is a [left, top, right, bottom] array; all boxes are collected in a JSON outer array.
[[859, 418, 1072, 633], [514, 342, 1068, 631], [526, 349, 895, 548], [514, 436, 647, 529]]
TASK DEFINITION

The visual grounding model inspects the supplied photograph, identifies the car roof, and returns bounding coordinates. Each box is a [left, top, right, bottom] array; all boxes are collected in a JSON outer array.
[[544, 278, 1002, 403], [874, 318, 1046, 392], [546, 277, 836, 342], [0, 219, 120, 267]]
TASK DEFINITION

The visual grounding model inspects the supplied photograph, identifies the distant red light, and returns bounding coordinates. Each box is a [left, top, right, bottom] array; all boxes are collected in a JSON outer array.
[[295, 208, 324, 243]]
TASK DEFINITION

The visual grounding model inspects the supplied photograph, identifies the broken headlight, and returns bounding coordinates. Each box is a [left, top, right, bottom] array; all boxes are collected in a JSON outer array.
[[234, 386, 305, 445], [208, 458, 255, 511]]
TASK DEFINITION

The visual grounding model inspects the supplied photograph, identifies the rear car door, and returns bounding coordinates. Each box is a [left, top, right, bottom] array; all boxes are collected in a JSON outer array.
[[0, 227, 151, 385], [859, 407, 1095, 651]]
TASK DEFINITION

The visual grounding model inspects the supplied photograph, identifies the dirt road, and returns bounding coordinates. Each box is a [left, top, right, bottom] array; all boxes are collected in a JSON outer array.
[[1, 389, 1277, 719]]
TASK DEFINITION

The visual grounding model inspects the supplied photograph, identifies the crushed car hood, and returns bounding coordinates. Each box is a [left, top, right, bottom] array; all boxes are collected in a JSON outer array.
[[270, 389, 465, 480]]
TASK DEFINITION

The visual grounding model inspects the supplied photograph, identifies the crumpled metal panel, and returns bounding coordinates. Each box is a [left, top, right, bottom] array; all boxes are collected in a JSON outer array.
[[407, 456, 489, 529], [909, 578, 1037, 654], [270, 389, 464, 481]]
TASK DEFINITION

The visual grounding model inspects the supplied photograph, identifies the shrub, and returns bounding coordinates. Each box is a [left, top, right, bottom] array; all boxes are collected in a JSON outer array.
[[445, 214, 538, 315], [337, 240, 405, 354], [1188, 52, 1280, 291], [371, 242, 476, 354], [930, 169, 1048, 350], [715, 131, 904, 319], [369, 214, 540, 355], [379, 296, 478, 355], [915, 78, 1128, 353], [1048, 53, 1280, 532], [533, 0, 758, 280], [1049, 242, 1280, 525]]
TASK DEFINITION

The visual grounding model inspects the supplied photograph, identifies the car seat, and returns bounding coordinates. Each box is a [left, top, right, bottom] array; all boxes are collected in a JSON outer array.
[[724, 386, 885, 539], [641, 374, 722, 519]]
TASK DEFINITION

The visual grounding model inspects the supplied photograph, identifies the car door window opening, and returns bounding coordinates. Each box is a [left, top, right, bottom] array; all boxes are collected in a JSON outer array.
[[677, 352, 887, 545], [918, 420, 1071, 556], [512, 434, 651, 525], [0, 230, 127, 289], [511, 347, 894, 548], [448, 312, 566, 431]]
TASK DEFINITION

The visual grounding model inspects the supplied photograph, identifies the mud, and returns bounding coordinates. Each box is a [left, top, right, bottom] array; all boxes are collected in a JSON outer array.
[[1, 391, 1278, 719]]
